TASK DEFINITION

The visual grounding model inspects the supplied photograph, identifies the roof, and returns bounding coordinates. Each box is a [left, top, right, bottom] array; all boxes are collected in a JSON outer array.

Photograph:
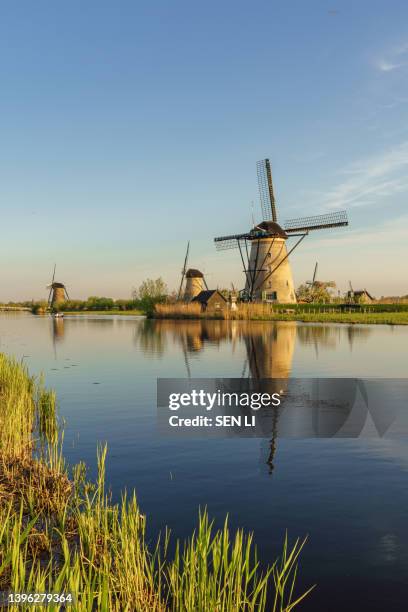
[[192, 290, 227, 304], [347, 289, 374, 299], [51, 282, 66, 289], [250, 221, 288, 239], [354, 289, 374, 299], [186, 268, 204, 278]]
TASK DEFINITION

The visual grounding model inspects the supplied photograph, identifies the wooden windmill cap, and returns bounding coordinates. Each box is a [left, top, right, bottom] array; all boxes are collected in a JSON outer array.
[[186, 268, 204, 278], [51, 282, 65, 288], [253, 221, 288, 238]]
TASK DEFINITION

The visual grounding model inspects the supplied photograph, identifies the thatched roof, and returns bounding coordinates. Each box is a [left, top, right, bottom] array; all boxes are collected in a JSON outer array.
[[192, 290, 226, 304]]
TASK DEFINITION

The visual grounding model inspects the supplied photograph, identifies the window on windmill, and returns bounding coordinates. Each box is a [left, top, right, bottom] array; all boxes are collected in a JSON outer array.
[[266, 292, 277, 301], [215, 302, 221, 309]]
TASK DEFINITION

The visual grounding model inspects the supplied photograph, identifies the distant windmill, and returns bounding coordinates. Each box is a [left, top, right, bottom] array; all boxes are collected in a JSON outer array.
[[177, 242, 209, 301], [214, 159, 348, 303], [47, 264, 69, 308]]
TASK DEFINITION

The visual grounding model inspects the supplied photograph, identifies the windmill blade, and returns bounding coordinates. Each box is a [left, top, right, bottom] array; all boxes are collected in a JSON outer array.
[[64, 287, 70, 301], [214, 232, 251, 251], [51, 263, 56, 285], [257, 158, 277, 223], [284, 210, 348, 233], [312, 262, 318, 284], [203, 276, 209, 290], [47, 287, 53, 306], [177, 241, 190, 299]]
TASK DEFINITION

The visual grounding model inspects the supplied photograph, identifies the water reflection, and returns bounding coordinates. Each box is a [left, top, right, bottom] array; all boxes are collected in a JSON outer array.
[[52, 317, 65, 342], [149, 320, 406, 465]]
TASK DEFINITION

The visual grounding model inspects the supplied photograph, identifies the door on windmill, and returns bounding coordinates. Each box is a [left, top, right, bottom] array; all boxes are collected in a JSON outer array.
[[262, 291, 278, 302]]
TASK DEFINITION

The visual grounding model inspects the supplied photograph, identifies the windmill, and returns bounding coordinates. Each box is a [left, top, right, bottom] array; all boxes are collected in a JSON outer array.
[[177, 242, 209, 301], [214, 159, 348, 303], [46, 264, 70, 308]]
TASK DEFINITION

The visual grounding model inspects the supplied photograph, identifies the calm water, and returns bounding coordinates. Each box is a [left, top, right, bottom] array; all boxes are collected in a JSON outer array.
[[1, 313, 407, 611]]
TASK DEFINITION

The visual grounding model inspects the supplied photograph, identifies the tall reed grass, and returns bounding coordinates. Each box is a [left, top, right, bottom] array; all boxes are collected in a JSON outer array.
[[0, 353, 313, 610], [154, 302, 408, 325]]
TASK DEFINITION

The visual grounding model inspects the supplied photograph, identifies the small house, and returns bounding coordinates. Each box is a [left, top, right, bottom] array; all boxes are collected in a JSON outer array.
[[347, 289, 375, 304], [192, 290, 227, 313]]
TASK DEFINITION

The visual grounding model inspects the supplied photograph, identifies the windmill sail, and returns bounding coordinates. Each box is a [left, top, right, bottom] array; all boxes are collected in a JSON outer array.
[[47, 264, 56, 306], [178, 241, 190, 298], [257, 159, 277, 223], [284, 210, 348, 233], [312, 262, 318, 284], [214, 233, 252, 250]]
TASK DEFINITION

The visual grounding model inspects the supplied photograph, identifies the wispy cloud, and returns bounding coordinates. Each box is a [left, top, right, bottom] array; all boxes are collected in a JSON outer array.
[[319, 141, 408, 210], [375, 42, 408, 72], [377, 59, 404, 72]]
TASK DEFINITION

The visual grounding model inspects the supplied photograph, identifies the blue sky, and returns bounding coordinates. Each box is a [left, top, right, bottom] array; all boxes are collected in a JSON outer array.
[[1, 0, 408, 300]]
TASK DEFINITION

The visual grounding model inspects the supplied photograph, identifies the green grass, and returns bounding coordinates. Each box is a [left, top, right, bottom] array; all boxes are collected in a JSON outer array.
[[247, 311, 408, 325], [243, 311, 408, 325], [0, 354, 313, 611], [154, 302, 408, 325]]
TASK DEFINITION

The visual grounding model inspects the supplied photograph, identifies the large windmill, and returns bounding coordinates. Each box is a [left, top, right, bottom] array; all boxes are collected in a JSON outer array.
[[214, 159, 348, 303], [47, 264, 70, 308]]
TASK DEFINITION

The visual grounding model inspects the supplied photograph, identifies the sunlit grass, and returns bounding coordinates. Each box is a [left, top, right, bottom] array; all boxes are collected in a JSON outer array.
[[0, 353, 313, 610], [154, 302, 408, 324]]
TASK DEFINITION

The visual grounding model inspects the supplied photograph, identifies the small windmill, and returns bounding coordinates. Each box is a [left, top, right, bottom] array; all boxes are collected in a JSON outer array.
[[47, 264, 70, 308], [214, 159, 348, 303], [177, 242, 209, 301]]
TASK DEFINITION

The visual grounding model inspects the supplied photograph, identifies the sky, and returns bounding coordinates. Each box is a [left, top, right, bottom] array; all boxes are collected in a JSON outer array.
[[1, 0, 408, 300]]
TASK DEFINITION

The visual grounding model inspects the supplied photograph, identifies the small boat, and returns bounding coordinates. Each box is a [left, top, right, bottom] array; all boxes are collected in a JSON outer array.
[[52, 312, 64, 319]]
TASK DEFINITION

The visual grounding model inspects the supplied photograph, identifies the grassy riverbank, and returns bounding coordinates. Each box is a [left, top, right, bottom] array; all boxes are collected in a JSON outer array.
[[154, 303, 408, 325], [236, 311, 408, 325], [63, 309, 144, 316], [0, 354, 311, 611]]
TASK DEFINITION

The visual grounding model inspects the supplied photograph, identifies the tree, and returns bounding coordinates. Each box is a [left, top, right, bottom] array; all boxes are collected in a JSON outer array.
[[133, 278, 168, 301], [296, 281, 336, 303], [132, 278, 168, 316]]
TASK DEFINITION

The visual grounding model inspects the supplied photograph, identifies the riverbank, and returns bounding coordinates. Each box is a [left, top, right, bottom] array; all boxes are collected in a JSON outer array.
[[63, 309, 144, 316], [153, 303, 408, 325], [0, 353, 311, 611]]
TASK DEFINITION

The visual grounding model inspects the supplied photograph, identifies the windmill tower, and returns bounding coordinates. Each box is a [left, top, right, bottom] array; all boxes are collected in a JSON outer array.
[[214, 159, 348, 303], [47, 265, 70, 308], [184, 269, 206, 300], [177, 242, 209, 301]]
